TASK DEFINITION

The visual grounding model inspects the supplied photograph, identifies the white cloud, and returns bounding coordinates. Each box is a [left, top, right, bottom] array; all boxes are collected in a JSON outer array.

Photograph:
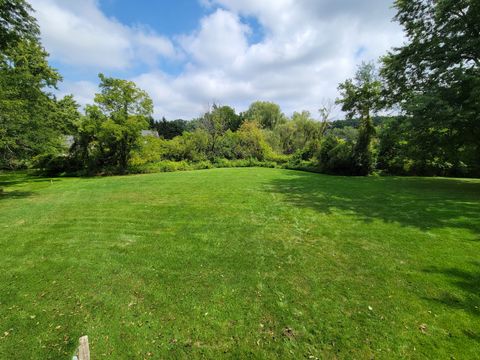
[[179, 9, 250, 68], [135, 30, 178, 66], [30, 0, 177, 70], [56, 80, 98, 108], [136, 0, 403, 119], [34, 0, 404, 119]]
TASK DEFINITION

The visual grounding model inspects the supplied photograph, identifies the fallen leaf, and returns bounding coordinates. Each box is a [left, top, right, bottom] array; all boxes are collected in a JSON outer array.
[[419, 324, 427, 333], [282, 327, 295, 338]]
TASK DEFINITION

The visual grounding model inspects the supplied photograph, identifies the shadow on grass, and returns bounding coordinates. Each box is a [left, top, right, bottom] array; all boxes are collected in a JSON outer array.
[[266, 171, 480, 236], [0, 171, 60, 201], [0, 190, 35, 201], [423, 263, 480, 317], [0, 170, 61, 186]]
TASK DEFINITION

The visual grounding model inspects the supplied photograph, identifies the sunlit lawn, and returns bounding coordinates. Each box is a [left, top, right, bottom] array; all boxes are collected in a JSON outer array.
[[0, 168, 479, 359]]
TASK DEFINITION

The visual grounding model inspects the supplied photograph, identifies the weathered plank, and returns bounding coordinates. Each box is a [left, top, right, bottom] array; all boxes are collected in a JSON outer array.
[[78, 335, 90, 360]]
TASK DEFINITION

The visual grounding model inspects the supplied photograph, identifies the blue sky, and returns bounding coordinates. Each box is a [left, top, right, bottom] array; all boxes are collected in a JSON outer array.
[[48, 0, 210, 82], [99, 0, 206, 36], [30, 0, 403, 119], [100, 0, 264, 45]]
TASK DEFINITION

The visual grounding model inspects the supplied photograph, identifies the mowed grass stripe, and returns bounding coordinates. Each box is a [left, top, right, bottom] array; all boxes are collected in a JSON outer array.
[[0, 168, 479, 359]]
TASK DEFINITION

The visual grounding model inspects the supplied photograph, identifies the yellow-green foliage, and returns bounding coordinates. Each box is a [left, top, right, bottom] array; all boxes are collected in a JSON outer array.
[[234, 121, 272, 160], [130, 136, 166, 166], [164, 130, 209, 162]]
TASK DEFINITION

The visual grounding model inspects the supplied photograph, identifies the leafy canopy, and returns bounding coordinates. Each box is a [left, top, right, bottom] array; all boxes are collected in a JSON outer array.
[[72, 74, 154, 173], [0, 1, 65, 169], [381, 0, 480, 175], [243, 101, 284, 130], [0, 0, 39, 51], [336, 63, 382, 175]]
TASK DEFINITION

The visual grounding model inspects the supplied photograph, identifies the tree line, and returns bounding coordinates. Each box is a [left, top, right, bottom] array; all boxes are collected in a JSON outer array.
[[1, 0, 479, 177]]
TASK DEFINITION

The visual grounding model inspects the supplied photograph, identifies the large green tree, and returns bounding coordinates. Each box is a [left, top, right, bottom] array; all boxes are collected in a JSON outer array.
[[336, 62, 383, 175], [0, 2, 63, 168], [0, 0, 38, 51], [74, 74, 153, 173], [381, 0, 480, 176], [272, 111, 323, 156], [243, 101, 284, 130], [0, 0, 78, 170], [199, 104, 239, 157]]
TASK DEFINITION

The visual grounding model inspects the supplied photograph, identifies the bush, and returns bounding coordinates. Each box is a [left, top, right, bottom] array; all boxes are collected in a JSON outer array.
[[234, 121, 272, 160], [191, 160, 214, 170], [213, 158, 277, 169], [216, 130, 237, 160], [318, 136, 355, 175], [130, 136, 166, 166], [129, 158, 283, 175], [265, 151, 290, 165], [34, 154, 70, 175]]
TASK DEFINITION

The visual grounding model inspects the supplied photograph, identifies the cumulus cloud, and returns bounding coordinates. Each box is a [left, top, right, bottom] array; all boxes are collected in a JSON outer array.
[[179, 9, 250, 68], [33, 0, 404, 119], [141, 0, 403, 118], [57, 80, 98, 107], [30, 0, 178, 70]]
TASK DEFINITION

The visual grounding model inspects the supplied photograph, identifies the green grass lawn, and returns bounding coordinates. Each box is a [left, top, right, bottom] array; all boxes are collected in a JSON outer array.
[[0, 168, 479, 359]]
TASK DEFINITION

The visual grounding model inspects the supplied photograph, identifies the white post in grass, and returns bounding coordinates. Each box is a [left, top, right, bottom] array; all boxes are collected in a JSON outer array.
[[73, 335, 90, 360]]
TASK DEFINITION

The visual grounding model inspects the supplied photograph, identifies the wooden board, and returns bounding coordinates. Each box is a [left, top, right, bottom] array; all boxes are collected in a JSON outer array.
[[78, 336, 90, 360]]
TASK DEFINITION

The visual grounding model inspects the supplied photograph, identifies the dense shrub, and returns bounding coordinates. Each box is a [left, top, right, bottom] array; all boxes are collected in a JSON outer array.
[[130, 158, 280, 174], [162, 130, 209, 162], [130, 136, 166, 166], [34, 153, 72, 176], [234, 121, 271, 160], [318, 136, 355, 175]]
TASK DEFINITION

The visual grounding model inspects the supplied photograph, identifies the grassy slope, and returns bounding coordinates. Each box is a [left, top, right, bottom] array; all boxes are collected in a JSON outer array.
[[0, 168, 479, 359]]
